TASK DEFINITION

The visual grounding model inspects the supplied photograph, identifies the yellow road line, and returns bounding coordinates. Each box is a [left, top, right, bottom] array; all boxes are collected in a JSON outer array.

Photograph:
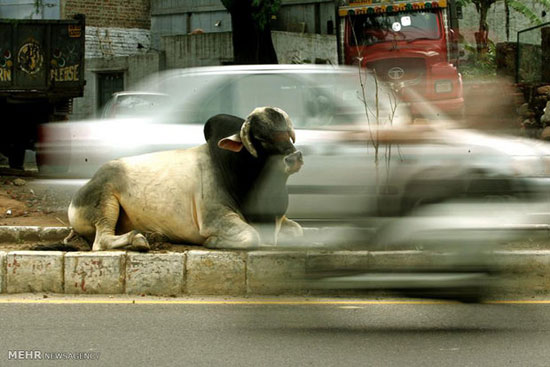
[[486, 300, 550, 304], [0, 298, 548, 305], [0, 299, 451, 305]]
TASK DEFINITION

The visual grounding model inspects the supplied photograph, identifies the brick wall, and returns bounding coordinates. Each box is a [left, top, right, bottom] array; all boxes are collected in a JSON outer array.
[[86, 26, 151, 58], [64, 0, 151, 29]]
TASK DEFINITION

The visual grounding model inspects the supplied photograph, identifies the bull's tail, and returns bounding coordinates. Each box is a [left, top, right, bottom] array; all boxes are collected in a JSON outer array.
[[30, 229, 91, 252], [31, 242, 90, 252]]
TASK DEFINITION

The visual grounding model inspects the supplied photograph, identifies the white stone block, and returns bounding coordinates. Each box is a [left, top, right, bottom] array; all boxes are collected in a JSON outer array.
[[186, 250, 246, 295], [6, 251, 64, 293], [126, 252, 185, 296], [65, 252, 125, 294]]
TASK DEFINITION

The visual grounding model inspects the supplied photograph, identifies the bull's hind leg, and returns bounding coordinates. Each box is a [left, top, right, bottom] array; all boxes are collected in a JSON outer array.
[[68, 161, 150, 251], [70, 192, 149, 251], [91, 195, 150, 251]]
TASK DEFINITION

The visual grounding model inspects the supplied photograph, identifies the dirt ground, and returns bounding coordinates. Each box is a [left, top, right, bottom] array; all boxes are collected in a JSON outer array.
[[0, 174, 70, 227]]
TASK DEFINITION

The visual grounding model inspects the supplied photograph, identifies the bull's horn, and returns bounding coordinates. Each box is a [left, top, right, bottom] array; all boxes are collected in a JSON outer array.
[[240, 119, 258, 158], [273, 107, 296, 143], [289, 129, 296, 143]]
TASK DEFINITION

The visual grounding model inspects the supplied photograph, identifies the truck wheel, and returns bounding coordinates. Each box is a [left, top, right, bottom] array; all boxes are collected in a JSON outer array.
[[7, 146, 26, 170]]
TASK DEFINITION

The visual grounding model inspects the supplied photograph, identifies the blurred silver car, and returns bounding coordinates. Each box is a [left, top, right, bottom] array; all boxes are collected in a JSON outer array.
[[36, 64, 550, 301], [99, 91, 171, 119]]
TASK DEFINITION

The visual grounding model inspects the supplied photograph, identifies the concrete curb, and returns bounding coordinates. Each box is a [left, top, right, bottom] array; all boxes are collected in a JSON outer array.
[[0, 226, 71, 243], [0, 226, 549, 296]]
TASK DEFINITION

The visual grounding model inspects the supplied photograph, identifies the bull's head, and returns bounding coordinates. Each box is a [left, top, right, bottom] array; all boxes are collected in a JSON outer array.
[[218, 107, 303, 174]]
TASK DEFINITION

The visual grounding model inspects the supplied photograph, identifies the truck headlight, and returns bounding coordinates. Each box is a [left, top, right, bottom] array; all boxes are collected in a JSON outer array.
[[435, 80, 453, 93]]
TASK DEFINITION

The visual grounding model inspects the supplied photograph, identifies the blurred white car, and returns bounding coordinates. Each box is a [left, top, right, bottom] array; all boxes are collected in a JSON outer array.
[[36, 65, 549, 222]]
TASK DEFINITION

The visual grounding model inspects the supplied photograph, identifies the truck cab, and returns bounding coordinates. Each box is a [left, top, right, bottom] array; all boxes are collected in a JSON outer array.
[[339, 0, 463, 117]]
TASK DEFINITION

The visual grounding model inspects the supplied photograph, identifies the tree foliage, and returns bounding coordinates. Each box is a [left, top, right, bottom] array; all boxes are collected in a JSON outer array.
[[221, 0, 281, 64], [458, 0, 550, 57]]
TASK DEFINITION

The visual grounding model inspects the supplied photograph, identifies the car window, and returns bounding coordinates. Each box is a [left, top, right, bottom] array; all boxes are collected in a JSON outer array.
[[225, 74, 360, 129], [157, 76, 233, 125], [112, 94, 170, 118], [155, 71, 406, 128]]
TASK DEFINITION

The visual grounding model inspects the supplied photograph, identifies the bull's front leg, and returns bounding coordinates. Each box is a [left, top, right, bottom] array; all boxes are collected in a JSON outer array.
[[201, 211, 260, 249]]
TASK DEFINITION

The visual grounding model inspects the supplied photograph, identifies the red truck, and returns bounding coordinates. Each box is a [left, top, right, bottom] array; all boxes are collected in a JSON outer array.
[[338, 0, 463, 117]]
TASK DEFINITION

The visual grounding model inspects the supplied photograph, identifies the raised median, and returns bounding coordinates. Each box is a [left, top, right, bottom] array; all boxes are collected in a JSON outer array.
[[0, 226, 549, 297]]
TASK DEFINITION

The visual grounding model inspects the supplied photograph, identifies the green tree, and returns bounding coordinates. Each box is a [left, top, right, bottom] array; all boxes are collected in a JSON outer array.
[[221, 0, 280, 64], [458, 0, 550, 57]]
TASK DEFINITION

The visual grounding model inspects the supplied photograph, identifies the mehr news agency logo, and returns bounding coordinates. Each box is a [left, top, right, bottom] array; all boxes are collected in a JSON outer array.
[[8, 350, 100, 361]]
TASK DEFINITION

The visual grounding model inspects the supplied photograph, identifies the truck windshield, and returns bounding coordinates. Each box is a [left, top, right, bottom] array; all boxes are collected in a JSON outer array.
[[350, 11, 440, 46]]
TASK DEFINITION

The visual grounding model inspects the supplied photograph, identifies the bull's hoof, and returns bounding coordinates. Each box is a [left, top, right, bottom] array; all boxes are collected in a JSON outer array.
[[128, 233, 151, 252]]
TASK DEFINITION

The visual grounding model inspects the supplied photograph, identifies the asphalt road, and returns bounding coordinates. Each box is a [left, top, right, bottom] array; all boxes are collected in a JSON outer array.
[[1, 296, 550, 366]]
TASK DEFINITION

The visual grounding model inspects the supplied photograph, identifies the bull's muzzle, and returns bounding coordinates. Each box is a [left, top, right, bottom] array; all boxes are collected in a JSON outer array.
[[284, 150, 303, 174]]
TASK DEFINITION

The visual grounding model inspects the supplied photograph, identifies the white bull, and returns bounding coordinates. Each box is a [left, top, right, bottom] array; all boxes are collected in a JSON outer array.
[[65, 107, 304, 251]]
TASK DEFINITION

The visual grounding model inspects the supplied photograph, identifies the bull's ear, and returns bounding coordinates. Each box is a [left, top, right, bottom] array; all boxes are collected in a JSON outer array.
[[217, 133, 243, 152]]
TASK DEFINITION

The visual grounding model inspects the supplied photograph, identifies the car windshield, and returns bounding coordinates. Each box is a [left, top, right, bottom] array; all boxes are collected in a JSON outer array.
[[350, 11, 440, 46]]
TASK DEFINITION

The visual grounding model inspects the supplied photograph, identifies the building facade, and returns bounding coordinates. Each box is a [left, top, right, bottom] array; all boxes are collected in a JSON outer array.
[[0, 0, 159, 120], [61, 0, 159, 120]]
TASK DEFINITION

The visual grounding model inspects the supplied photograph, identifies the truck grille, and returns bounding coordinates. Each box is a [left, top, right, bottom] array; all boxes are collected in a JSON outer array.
[[365, 58, 426, 99]]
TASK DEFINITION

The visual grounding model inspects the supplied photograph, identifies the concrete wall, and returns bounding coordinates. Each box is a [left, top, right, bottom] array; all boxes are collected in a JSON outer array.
[[162, 32, 233, 69], [273, 31, 337, 64], [274, 1, 336, 35], [71, 25, 159, 120], [162, 30, 337, 69], [71, 52, 161, 120], [151, 0, 336, 49], [0, 0, 60, 19]]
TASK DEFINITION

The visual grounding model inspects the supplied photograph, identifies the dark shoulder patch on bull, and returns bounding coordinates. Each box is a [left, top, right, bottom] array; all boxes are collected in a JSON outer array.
[[204, 114, 244, 142], [71, 160, 129, 208], [203, 114, 264, 208]]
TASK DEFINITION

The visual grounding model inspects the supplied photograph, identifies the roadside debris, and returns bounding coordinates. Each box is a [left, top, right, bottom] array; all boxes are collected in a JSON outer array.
[[12, 178, 26, 187]]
